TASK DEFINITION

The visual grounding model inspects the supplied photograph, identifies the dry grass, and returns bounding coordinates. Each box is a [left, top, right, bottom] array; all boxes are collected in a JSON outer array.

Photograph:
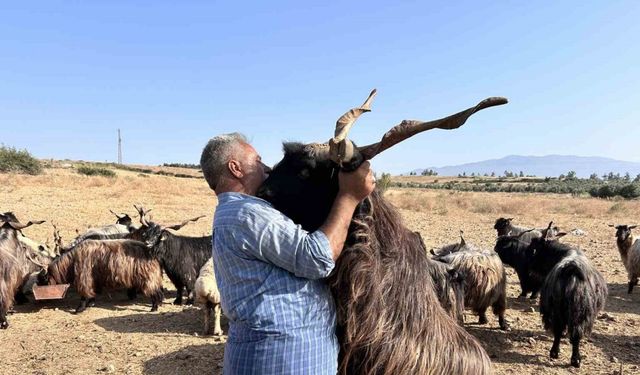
[[0, 168, 215, 244], [1, 171, 640, 374]]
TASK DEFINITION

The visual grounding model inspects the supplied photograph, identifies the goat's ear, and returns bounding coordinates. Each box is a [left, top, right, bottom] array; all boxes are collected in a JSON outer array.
[[608, 224, 616, 228], [160, 231, 169, 241], [430, 249, 436, 256], [555, 232, 568, 238], [506, 217, 514, 222], [630, 225, 637, 230]]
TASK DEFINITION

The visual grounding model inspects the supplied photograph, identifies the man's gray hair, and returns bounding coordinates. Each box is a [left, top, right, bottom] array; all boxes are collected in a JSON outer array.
[[200, 132, 248, 191]]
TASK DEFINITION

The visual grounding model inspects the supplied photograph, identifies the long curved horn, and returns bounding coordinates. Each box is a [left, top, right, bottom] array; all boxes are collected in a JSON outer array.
[[133, 205, 152, 226], [358, 97, 508, 160], [542, 221, 555, 240], [516, 228, 535, 238], [329, 89, 377, 164], [109, 209, 125, 219], [6, 220, 46, 230], [165, 215, 206, 231]]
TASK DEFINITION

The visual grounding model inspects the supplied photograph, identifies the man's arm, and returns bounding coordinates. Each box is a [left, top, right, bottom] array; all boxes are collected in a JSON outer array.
[[319, 161, 375, 261], [238, 161, 375, 279]]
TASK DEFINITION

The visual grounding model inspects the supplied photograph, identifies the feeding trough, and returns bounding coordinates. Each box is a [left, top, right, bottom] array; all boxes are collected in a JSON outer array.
[[32, 284, 70, 300]]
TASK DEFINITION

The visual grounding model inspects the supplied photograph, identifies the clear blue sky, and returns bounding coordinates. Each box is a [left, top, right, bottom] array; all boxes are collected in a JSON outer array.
[[1, 1, 639, 174]]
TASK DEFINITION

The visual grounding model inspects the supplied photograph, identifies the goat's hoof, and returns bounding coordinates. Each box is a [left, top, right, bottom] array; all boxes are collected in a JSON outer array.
[[7, 309, 16, 315], [571, 357, 581, 368], [478, 317, 488, 325], [150, 306, 159, 312], [499, 323, 511, 331], [0, 321, 8, 329], [185, 298, 194, 305], [172, 299, 183, 306], [549, 349, 559, 359]]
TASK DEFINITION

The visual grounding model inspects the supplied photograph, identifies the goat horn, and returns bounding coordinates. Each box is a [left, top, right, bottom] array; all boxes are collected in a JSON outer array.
[[516, 228, 535, 238], [109, 209, 124, 219], [329, 89, 377, 164], [6, 220, 46, 230], [165, 215, 206, 231], [134, 204, 152, 226], [358, 97, 508, 160]]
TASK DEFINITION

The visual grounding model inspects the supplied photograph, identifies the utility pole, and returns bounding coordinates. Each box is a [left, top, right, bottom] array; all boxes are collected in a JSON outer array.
[[117, 129, 122, 164]]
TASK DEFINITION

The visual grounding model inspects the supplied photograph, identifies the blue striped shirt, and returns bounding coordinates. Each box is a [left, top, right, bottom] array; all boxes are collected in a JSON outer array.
[[212, 192, 339, 375]]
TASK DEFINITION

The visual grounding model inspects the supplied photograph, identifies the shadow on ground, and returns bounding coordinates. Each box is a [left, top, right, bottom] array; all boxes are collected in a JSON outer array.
[[466, 326, 553, 367], [93, 307, 229, 336], [144, 344, 225, 375], [17, 288, 185, 315], [602, 283, 640, 315]]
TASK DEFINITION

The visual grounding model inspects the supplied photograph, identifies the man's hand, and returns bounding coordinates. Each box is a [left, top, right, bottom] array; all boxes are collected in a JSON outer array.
[[320, 161, 376, 261], [337, 161, 376, 204]]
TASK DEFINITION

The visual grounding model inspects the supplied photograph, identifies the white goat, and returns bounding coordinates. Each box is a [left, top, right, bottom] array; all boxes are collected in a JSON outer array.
[[194, 257, 222, 335]]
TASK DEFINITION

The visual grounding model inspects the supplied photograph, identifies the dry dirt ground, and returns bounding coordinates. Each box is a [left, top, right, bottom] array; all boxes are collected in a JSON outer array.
[[1, 168, 639, 374]]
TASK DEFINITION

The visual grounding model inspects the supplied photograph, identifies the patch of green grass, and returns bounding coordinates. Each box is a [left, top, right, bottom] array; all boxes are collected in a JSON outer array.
[[0, 145, 43, 175]]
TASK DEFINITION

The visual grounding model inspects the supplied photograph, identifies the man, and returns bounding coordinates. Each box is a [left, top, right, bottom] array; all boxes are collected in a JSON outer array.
[[200, 133, 375, 375]]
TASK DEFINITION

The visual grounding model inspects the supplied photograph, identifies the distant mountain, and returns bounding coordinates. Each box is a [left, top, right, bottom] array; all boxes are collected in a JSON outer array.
[[410, 155, 640, 178]]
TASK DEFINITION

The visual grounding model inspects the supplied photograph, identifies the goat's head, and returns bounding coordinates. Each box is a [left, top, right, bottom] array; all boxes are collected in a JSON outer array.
[[258, 90, 507, 231], [132, 205, 205, 248], [493, 217, 514, 236], [110, 209, 133, 227], [611, 224, 637, 243]]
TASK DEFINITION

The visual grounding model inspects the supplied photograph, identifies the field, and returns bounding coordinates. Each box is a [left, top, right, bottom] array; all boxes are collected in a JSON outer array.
[[1, 167, 640, 374]]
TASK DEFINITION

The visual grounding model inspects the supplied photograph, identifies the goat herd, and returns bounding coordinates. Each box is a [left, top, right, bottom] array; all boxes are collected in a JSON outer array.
[[0, 206, 223, 338], [1, 204, 638, 371]]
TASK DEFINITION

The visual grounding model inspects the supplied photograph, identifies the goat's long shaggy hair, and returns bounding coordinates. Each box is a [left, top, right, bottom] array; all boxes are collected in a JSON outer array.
[[0, 242, 23, 328], [44, 240, 163, 309], [437, 248, 508, 329], [426, 257, 465, 323], [0, 228, 52, 328], [529, 239, 607, 367], [616, 233, 640, 287], [328, 191, 491, 375], [539, 249, 607, 337]]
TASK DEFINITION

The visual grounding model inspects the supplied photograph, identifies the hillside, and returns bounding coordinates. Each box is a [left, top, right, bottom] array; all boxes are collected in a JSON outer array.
[[412, 155, 640, 178]]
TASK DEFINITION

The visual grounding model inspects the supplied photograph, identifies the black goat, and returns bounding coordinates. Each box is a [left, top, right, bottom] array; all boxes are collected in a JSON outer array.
[[256, 91, 507, 374], [527, 224, 607, 368], [130, 206, 211, 305], [494, 233, 543, 299]]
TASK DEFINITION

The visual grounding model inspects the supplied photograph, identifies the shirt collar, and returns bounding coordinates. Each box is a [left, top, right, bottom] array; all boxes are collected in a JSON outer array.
[[217, 192, 272, 206]]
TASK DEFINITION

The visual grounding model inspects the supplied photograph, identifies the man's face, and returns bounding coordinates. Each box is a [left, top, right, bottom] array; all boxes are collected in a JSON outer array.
[[238, 142, 270, 195]]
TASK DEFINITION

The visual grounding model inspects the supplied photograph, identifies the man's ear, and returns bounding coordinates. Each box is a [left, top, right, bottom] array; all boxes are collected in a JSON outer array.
[[228, 159, 244, 178]]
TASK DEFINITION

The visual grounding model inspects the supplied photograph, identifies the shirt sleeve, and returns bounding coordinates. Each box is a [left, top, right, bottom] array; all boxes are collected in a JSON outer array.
[[238, 202, 335, 280]]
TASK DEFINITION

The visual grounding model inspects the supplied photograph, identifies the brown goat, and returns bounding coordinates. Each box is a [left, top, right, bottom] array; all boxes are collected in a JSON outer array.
[[0, 216, 48, 329], [435, 237, 509, 330], [41, 239, 163, 313], [329, 193, 492, 374]]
